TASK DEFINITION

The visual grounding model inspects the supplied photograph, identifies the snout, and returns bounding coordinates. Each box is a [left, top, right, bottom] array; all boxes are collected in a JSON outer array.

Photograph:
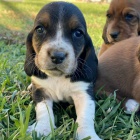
[[110, 31, 120, 40], [49, 51, 67, 64], [107, 29, 121, 43], [36, 42, 76, 76]]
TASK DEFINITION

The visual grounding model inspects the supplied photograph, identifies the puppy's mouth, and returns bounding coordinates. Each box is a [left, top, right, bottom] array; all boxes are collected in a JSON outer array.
[[46, 70, 63, 76], [42, 66, 64, 76], [35, 55, 77, 77], [41, 65, 75, 77], [108, 38, 119, 44], [110, 40, 117, 44], [49, 67, 60, 71]]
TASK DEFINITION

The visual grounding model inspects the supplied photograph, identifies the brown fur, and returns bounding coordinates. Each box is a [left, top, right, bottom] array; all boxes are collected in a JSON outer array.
[[98, 43, 112, 57], [98, 0, 140, 57], [95, 37, 140, 110]]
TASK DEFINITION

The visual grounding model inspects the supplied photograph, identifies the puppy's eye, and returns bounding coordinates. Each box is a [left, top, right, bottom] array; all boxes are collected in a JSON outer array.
[[125, 14, 134, 21], [106, 13, 112, 19], [73, 30, 83, 38], [36, 26, 45, 34]]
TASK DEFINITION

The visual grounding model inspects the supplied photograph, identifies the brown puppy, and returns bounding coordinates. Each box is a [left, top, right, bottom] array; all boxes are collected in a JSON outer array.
[[98, 0, 140, 57], [95, 37, 140, 114]]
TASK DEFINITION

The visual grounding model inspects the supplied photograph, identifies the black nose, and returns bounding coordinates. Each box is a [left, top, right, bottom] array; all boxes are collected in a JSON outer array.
[[110, 31, 120, 39], [51, 52, 66, 64]]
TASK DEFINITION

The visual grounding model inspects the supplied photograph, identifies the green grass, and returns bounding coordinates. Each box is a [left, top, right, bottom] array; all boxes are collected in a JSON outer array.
[[0, 0, 107, 48], [0, 0, 140, 140]]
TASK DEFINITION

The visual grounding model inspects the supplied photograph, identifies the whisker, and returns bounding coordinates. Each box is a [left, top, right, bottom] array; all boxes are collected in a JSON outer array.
[[78, 58, 93, 74]]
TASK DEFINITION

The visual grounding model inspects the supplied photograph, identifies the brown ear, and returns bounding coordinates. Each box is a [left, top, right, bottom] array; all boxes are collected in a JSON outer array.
[[24, 31, 47, 78], [102, 22, 109, 44], [138, 13, 140, 35], [136, 44, 140, 62]]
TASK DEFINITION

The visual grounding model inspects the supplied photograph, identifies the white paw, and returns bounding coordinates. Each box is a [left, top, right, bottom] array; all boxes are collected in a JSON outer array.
[[125, 99, 139, 114], [27, 121, 51, 137], [77, 127, 102, 140]]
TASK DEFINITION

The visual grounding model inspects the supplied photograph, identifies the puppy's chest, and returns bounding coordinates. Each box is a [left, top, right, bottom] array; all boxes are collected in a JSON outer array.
[[31, 76, 89, 102]]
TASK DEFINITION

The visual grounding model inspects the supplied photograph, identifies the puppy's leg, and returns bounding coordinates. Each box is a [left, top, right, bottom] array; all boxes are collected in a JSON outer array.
[[27, 88, 55, 137], [72, 92, 101, 140], [27, 99, 55, 136]]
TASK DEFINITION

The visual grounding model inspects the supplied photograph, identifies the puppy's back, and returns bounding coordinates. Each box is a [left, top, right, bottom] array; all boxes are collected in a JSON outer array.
[[96, 37, 140, 99]]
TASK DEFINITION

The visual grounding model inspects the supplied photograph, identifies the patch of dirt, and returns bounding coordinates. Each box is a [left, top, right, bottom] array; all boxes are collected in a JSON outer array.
[[0, 31, 26, 45]]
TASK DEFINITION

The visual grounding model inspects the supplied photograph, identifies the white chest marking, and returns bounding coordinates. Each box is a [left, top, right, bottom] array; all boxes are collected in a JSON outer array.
[[31, 76, 90, 102]]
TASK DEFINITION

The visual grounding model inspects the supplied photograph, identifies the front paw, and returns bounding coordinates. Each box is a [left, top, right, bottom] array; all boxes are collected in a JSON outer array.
[[125, 99, 139, 114], [77, 127, 102, 140], [27, 121, 52, 137]]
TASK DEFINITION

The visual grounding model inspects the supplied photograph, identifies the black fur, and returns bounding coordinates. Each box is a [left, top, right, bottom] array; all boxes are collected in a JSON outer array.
[[32, 88, 49, 103], [70, 35, 98, 83]]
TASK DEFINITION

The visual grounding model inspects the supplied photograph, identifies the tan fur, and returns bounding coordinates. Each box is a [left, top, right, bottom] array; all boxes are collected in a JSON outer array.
[[95, 37, 140, 110], [98, 0, 140, 57], [98, 43, 112, 57]]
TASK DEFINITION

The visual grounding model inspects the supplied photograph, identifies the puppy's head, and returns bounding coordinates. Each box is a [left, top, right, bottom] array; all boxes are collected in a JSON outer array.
[[103, 0, 140, 44], [24, 2, 97, 80]]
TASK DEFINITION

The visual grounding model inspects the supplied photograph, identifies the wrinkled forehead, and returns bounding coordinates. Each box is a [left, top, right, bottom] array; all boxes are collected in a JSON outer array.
[[109, 0, 139, 13], [34, 2, 86, 30]]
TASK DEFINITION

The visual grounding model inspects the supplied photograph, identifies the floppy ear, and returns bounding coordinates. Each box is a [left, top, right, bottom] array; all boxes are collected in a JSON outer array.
[[24, 31, 47, 78], [138, 13, 140, 35], [71, 34, 98, 83], [102, 22, 109, 44], [136, 44, 140, 62]]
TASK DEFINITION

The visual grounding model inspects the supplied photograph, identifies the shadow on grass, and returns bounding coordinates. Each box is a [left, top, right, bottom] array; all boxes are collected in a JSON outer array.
[[0, 1, 51, 44], [0, 1, 33, 44], [0, 23, 26, 45]]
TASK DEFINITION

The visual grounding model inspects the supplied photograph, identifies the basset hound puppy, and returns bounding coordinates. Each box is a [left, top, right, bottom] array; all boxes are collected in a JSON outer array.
[[24, 2, 101, 140], [95, 37, 140, 114], [98, 0, 140, 57]]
